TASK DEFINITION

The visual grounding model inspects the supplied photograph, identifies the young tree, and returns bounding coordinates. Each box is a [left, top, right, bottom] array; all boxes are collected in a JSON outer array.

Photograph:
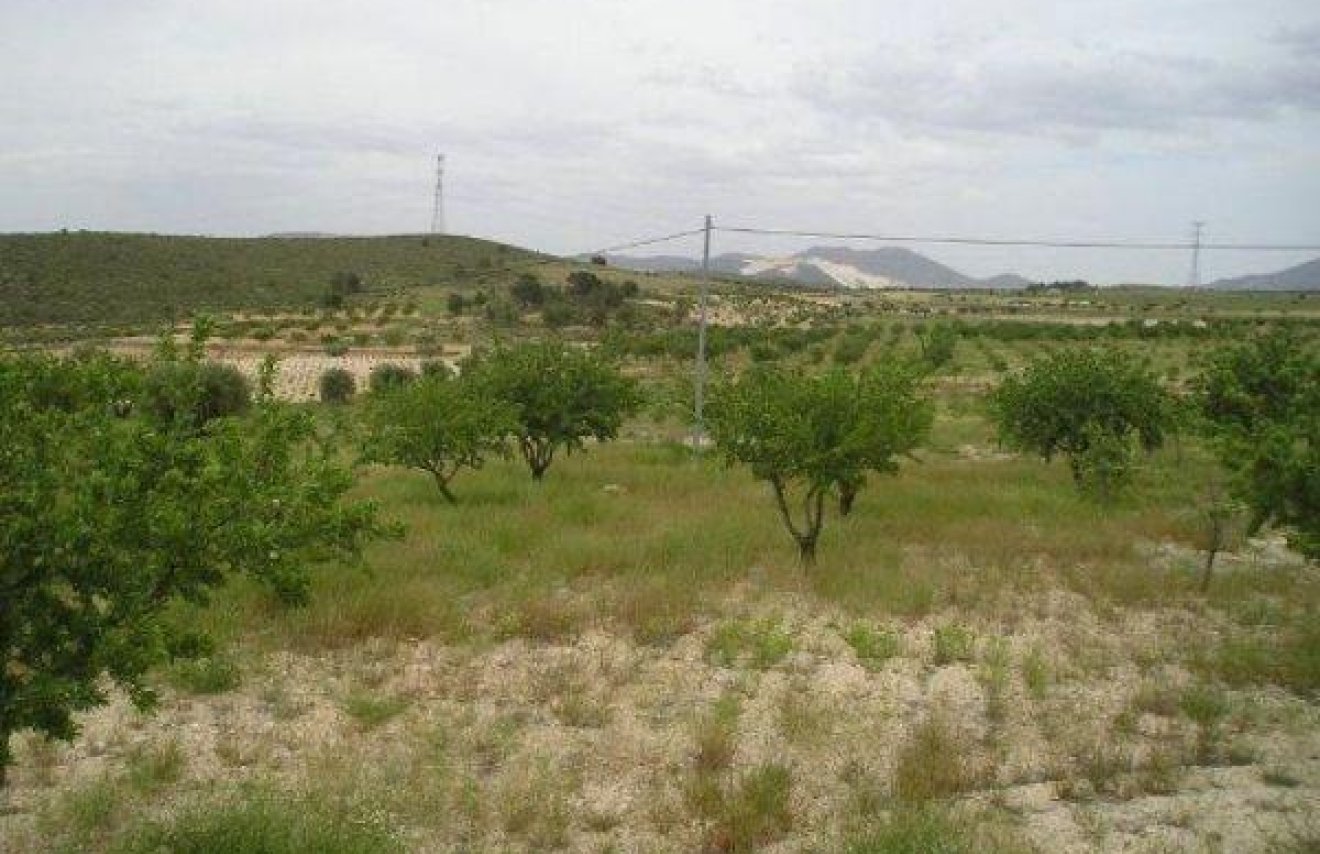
[[706, 362, 932, 564], [509, 273, 546, 308], [361, 373, 516, 502], [367, 363, 418, 395], [0, 346, 390, 785], [463, 340, 639, 480], [319, 367, 356, 404], [915, 322, 958, 372], [1196, 328, 1319, 559], [990, 348, 1171, 501]]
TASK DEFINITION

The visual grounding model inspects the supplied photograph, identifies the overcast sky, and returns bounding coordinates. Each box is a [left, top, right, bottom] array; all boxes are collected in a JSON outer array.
[[2, 0, 1318, 283]]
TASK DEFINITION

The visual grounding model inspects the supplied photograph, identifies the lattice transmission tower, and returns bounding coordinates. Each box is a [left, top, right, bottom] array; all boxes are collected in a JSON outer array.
[[430, 153, 446, 235], [1188, 220, 1205, 287]]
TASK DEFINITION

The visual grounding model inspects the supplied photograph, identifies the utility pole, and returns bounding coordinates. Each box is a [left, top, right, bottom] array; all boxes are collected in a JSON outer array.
[[692, 214, 713, 451], [430, 153, 446, 235], [1188, 220, 1205, 287]]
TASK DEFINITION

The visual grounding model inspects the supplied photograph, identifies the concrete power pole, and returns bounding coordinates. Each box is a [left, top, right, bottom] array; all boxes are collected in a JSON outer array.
[[692, 214, 713, 451], [430, 154, 446, 235], [1188, 220, 1205, 287]]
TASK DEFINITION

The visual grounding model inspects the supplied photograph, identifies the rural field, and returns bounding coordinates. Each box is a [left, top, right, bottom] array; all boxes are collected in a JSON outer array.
[[2, 234, 1318, 853]]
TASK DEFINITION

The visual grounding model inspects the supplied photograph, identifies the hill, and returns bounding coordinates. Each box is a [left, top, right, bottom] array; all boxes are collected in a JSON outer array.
[[1209, 257, 1320, 291], [0, 231, 541, 325], [610, 245, 1030, 290]]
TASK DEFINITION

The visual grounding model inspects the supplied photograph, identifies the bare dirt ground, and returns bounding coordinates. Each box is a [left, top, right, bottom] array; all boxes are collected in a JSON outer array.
[[3, 580, 1316, 852]]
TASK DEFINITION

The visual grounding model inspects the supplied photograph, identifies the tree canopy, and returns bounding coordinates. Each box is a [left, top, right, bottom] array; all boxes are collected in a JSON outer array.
[[462, 340, 639, 480], [0, 342, 390, 784], [1197, 328, 1319, 559], [361, 372, 517, 502], [707, 362, 932, 564], [990, 347, 1172, 500]]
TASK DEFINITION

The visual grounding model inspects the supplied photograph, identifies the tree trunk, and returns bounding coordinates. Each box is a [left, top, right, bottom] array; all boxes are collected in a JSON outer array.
[[1200, 546, 1218, 594], [770, 479, 826, 568], [839, 482, 857, 517], [432, 471, 457, 504], [797, 535, 818, 567], [0, 727, 10, 789], [521, 439, 554, 481]]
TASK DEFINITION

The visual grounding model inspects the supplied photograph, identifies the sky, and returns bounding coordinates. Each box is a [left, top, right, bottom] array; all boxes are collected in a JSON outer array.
[[2, 0, 1318, 284]]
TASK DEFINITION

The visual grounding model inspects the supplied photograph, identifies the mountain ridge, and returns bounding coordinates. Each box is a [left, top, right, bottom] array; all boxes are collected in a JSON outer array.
[[607, 245, 1029, 290], [1208, 257, 1320, 291]]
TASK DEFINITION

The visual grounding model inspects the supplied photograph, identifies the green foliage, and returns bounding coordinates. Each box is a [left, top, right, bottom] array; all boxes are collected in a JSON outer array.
[[707, 362, 932, 563], [892, 715, 974, 804], [1197, 329, 1319, 559], [844, 806, 978, 854], [1204, 617, 1320, 695], [690, 763, 794, 853], [445, 291, 466, 316], [111, 788, 403, 854], [932, 624, 976, 665], [142, 360, 252, 427], [844, 623, 901, 669], [319, 367, 356, 404], [0, 346, 391, 783], [361, 373, 516, 502], [509, 272, 545, 307], [342, 692, 410, 729], [167, 655, 241, 695], [462, 340, 639, 480], [990, 347, 1171, 500], [324, 270, 365, 308], [916, 322, 959, 371], [367, 363, 418, 395], [706, 617, 794, 669]]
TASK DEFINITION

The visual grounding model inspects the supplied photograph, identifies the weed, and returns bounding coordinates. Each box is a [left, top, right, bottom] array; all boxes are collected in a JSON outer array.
[[695, 763, 794, 853], [1204, 617, 1320, 695], [1021, 647, 1050, 700], [42, 774, 123, 845], [167, 654, 240, 695], [707, 617, 793, 669], [979, 638, 1012, 726], [932, 624, 977, 666], [497, 759, 574, 849], [342, 691, 410, 730], [1261, 768, 1302, 788], [1130, 681, 1180, 717], [110, 786, 402, 854], [125, 740, 186, 795], [844, 623, 901, 670], [1179, 683, 1232, 763], [892, 715, 975, 804], [693, 693, 741, 774], [778, 679, 834, 746], [843, 805, 978, 854]]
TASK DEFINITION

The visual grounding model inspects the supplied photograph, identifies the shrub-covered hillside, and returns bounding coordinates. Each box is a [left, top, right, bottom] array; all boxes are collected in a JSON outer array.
[[0, 232, 541, 325]]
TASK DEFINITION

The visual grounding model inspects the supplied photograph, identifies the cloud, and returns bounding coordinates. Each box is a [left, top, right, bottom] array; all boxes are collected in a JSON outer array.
[[793, 37, 1320, 142]]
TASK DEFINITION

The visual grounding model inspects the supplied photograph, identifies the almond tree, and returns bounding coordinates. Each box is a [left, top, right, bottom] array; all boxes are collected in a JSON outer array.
[[0, 344, 390, 785], [463, 340, 639, 480], [707, 362, 931, 565], [361, 371, 516, 502]]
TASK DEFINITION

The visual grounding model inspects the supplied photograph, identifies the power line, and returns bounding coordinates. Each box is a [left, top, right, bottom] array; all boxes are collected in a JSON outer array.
[[451, 226, 707, 287], [715, 225, 1320, 252]]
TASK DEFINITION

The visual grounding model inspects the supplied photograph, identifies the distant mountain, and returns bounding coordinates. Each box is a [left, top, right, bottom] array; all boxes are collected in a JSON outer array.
[[1209, 257, 1320, 291], [981, 273, 1035, 290], [608, 245, 1031, 291]]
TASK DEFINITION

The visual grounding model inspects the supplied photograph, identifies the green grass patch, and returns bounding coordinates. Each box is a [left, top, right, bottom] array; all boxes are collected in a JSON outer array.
[[707, 617, 794, 669], [109, 787, 403, 854]]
